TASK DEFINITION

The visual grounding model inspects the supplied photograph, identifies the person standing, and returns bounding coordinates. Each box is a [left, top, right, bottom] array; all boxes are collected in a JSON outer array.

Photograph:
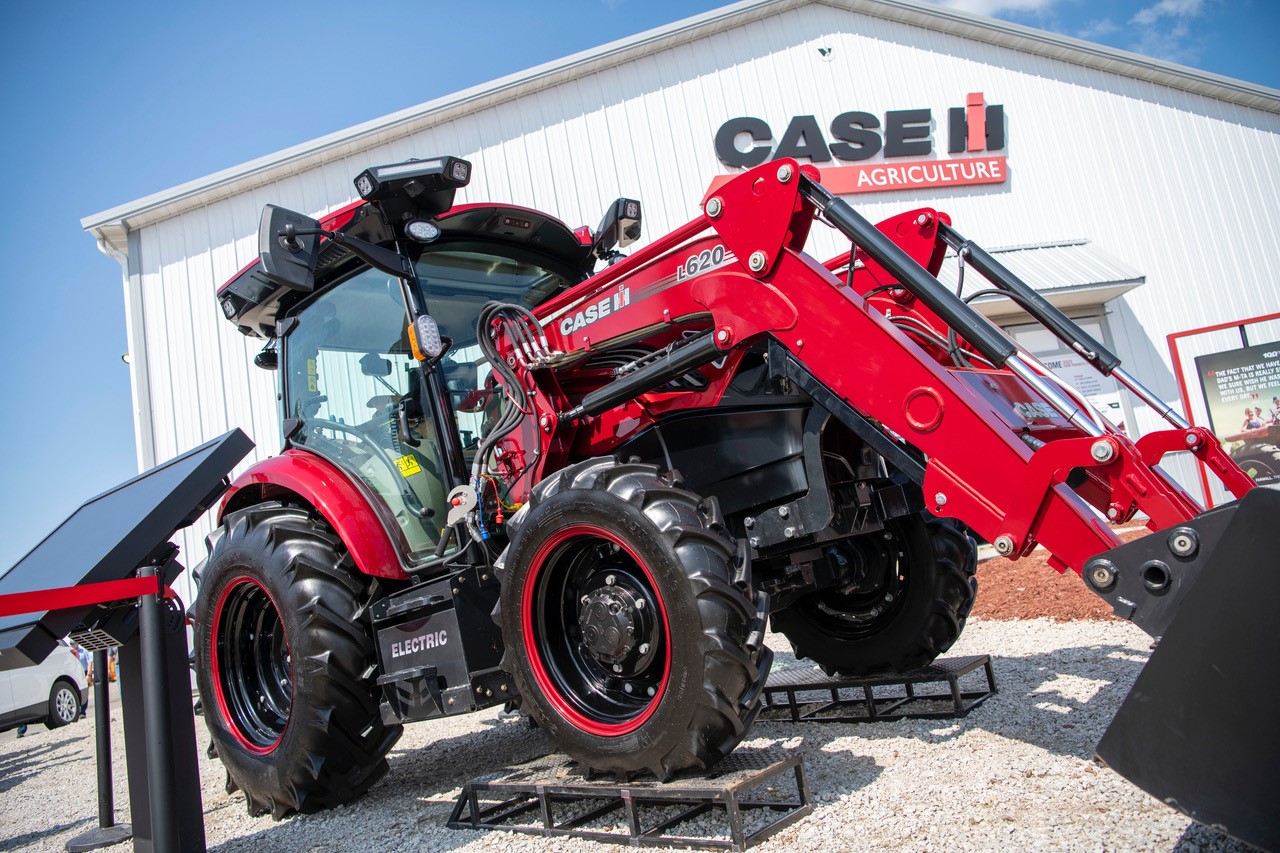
[[72, 642, 91, 718]]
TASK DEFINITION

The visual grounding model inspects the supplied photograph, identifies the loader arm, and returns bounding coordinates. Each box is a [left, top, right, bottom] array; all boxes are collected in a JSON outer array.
[[505, 160, 1250, 596]]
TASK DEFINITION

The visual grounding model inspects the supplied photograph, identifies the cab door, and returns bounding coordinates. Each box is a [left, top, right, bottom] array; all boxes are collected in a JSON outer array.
[[282, 268, 454, 565]]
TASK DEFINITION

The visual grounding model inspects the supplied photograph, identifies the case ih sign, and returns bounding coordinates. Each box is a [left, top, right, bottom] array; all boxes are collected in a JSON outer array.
[[712, 93, 1006, 195]]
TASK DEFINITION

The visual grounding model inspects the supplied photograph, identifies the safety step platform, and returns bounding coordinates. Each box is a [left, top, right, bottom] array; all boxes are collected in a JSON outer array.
[[448, 748, 811, 851], [759, 654, 996, 724]]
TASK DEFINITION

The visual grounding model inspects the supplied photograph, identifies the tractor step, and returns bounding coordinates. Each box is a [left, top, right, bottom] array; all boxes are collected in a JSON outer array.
[[759, 654, 996, 723], [447, 748, 811, 852]]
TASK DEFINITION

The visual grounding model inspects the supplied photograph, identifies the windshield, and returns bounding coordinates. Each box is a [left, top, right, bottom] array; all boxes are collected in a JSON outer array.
[[281, 244, 572, 566], [414, 246, 572, 458]]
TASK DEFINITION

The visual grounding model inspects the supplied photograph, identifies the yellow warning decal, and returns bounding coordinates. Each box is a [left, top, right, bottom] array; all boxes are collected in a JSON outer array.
[[395, 455, 422, 477]]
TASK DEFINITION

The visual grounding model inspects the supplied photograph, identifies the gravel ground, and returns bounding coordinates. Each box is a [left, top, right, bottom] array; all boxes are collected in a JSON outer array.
[[0, 619, 1258, 853]]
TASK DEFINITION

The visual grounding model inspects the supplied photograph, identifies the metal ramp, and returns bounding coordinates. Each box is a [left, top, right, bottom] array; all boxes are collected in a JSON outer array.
[[759, 654, 996, 723], [448, 748, 810, 851]]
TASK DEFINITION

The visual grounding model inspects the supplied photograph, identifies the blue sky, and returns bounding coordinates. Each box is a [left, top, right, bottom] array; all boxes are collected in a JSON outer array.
[[0, 0, 1276, 571]]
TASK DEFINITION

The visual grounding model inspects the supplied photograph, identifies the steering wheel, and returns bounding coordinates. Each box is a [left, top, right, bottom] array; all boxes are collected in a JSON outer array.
[[302, 419, 436, 520]]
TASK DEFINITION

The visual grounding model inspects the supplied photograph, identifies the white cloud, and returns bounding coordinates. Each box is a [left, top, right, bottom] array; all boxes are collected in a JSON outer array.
[[1131, 0, 1204, 26], [927, 0, 1061, 16], [1127, 0, 1207, 63], [1077, 18, 1119, 40]]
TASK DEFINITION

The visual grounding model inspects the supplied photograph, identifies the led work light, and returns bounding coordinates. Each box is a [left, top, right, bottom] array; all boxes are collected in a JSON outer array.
[[353, 157, 472, 202]]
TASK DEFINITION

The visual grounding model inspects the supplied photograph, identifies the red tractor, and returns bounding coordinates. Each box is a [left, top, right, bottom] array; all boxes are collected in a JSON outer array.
[[199, 156, 1272, 835]]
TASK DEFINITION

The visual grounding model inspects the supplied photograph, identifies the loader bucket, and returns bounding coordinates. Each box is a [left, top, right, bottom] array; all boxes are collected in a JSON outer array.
[[1094, 486, 1280, 851]]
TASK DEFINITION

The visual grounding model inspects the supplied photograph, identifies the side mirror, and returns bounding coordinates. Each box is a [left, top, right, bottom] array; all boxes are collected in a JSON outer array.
[[592, 198, 642, 259], [259, 205, 321, 292]]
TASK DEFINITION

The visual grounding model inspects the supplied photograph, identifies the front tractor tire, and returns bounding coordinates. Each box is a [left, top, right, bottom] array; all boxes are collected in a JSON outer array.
[[771, 515, 977, 676], [498, 459, 771, 780], [194, 502, 401, 819]]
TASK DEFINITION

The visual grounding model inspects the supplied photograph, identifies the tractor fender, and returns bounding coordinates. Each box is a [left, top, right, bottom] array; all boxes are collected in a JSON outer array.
[[219, 450, 407, 580]]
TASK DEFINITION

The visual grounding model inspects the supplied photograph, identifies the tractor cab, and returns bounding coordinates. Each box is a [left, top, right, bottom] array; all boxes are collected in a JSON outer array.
[[217, 156, 640, 572]]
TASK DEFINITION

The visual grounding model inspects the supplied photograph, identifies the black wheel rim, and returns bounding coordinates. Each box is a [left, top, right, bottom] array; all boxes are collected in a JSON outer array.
[[213, 577, 291, 752], [798, 526, 910, 640], [523, 525, 669, 735]]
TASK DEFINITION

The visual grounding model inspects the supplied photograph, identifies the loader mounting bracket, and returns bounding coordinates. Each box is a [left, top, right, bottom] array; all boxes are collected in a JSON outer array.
[[1081, 497, 1238, 638]]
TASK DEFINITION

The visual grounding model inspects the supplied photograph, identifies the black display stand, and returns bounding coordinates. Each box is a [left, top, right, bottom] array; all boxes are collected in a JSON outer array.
[[449, 749, 810, 851], [65, 650, 133, 852], [758, 654, 997, 723], [117, 581, 204, 853], [0, 428, 254, 853]]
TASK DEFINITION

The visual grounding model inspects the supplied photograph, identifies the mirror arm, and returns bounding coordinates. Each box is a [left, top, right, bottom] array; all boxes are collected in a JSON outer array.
[[282, 227, 413, 279]]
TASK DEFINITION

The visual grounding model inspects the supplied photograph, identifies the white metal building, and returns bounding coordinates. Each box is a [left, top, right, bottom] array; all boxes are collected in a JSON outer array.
[[82, 0, 1280, 598]]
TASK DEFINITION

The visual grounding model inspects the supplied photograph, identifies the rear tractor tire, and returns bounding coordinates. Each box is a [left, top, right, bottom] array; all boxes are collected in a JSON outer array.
[[771, 515, 977, 676], [194, 502, 402, 819], [497, 458, 772, 780]]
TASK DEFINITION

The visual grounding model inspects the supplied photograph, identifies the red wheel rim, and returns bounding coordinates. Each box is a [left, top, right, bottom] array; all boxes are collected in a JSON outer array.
[[210, 576, 291, 754], [522, 524, 671, 736]]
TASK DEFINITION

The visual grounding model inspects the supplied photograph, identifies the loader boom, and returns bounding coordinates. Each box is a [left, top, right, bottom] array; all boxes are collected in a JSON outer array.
[[494, 160, 1251, 638]]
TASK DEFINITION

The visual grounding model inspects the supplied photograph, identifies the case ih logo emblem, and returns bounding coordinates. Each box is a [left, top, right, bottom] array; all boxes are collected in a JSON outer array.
[[712, 93, 1006, 195], [390, 628, 448, 658], [558, 287, 632, 336]]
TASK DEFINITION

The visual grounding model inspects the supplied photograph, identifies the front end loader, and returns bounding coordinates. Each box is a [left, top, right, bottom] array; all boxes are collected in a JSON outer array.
[[199, 154, 1276, 848]]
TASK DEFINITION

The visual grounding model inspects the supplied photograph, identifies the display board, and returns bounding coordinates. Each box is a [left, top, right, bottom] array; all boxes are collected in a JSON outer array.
[[0, 429, 253, 669], [1193, 341, 1280, 486]]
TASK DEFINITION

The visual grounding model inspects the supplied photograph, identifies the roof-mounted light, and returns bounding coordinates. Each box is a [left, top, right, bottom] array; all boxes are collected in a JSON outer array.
[[353, 156, 472, 202]]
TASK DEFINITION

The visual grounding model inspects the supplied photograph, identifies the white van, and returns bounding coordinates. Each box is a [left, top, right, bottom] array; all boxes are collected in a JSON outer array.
[[0, 641, 89, 733]]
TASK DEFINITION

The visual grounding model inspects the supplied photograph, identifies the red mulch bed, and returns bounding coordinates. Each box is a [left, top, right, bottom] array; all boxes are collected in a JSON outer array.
[[970, 528, 1148, 621]]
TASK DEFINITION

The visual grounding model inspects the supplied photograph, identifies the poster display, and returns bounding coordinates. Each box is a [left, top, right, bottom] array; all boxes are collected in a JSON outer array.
[[1040, 353, 1125, 430], [1193, 341, 1280, 486]]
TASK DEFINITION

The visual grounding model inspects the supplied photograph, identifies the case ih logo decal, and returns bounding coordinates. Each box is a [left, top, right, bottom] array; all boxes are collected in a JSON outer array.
[[558, 287, 632, 336], [712, 93, 1006, 195]]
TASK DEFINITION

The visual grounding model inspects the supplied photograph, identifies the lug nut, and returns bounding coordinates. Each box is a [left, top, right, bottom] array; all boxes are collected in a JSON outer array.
[[994, 535, 1015, 556], [606, 574, 616, 585], [706, 196, 723, 218], [613, 664, 623, 673], [748, 251, 767, 272], [639, 643, 651, 654], [647, 686, 656, 697], [624, 683, 634, 693], [777, 164, 793, 183], [635, 599, 645, 610]]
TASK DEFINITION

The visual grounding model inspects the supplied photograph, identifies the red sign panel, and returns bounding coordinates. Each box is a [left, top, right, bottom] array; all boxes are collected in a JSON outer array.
[[707, 155, 1007, 197]]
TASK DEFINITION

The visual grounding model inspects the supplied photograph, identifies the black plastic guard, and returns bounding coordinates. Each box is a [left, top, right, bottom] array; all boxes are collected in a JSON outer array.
[[1096, 487, 1280, 851]]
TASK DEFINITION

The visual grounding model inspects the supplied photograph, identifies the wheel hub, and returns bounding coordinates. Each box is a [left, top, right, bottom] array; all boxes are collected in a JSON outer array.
[[579, 585, 641, 661]]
